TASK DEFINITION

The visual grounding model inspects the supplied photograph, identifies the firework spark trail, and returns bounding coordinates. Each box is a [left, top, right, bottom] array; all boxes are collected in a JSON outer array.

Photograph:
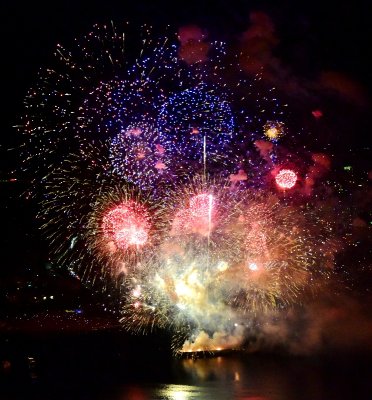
[[18, 22, 345, 354], [116, 176, 339, 352], [38, 141, 169, 287], [20, 23, 245, 190]]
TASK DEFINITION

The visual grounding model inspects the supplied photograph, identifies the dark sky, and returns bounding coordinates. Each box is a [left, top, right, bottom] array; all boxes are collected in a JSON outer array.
[[0, 2, 371, 363], [1, 1, 371, 340], [1, 0, 372, 164]]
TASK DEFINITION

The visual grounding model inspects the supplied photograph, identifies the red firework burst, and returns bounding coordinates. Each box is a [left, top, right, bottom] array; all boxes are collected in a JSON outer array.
[[102, 202, 150, 250]]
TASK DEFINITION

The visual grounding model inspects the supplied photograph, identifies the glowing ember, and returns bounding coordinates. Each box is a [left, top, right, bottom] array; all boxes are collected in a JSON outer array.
[[248, 262, 259, 271], [102, 202, 150, 249], [263, 120, 285, 141], [217, 261, 229, 271], [132, 285, 142, 298], [312, 109, 323, 119], [275, 169, 297, 189]]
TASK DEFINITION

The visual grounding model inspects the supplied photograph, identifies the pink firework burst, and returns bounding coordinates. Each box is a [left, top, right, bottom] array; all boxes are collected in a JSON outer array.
[[275, 169, 297, 189], [102, 202, 150, 250], [171, 193, 216, 237], [189, 193, 215, 219]]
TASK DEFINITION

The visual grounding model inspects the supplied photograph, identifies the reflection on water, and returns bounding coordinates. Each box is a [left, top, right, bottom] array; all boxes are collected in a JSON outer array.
[[1, 333, 371, 400], [121, 383, 236, 400], [113, 356, 305, 400], [117, 353, 370, 400]]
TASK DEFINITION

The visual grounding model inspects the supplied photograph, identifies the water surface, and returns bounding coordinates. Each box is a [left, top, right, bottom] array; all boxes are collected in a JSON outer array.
[[1, 330, 370, 399]]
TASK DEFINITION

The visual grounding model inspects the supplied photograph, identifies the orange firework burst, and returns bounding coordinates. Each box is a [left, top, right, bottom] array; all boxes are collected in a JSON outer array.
[[263, 120, 286, 141]]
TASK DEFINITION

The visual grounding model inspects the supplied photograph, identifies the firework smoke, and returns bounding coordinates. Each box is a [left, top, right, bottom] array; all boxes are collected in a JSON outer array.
[[18, 22, 352, 355]]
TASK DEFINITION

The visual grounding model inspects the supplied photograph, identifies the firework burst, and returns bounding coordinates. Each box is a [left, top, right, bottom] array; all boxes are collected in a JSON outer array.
[[117, 176, 338, 352], [263, 120, 286, 141], [18, 22, 345, 354], [20, 22, 241, 188], [39, 141, 168, 288], [275, 168, 298, 189], [85, 185, 166, 279]]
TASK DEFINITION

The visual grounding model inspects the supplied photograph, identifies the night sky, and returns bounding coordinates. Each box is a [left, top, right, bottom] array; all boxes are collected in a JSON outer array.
[[1, 0, 371, 355], [2, 0, 372, 159]]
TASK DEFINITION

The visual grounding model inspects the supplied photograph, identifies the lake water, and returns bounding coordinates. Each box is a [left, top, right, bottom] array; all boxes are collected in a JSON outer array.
[[1, 330, 371, 399]]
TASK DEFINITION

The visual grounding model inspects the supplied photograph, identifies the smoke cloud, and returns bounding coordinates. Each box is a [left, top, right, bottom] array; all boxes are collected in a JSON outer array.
[[178, 25, 210, 64], [246, 291, 372, 355]]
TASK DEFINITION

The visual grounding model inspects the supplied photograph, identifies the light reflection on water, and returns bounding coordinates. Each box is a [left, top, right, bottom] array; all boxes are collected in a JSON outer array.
[[113, 354, 369, 400], [1, 334, 370, 400], [115, 355, 280, 399], [120, 383, 269, 400]]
